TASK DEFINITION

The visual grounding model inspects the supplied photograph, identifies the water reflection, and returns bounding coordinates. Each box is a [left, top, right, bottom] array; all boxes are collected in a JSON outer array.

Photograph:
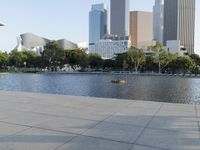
[[0, 73, 200, 104]]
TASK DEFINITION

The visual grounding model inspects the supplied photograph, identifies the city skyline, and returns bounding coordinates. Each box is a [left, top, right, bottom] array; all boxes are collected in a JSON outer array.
[[0, 0, 200, 54]]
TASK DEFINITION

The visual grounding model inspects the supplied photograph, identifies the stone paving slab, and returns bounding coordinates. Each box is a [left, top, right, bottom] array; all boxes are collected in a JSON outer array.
[[104, 103, 160, 127], [0, 122, 29, 139], [148, 115, 198, 132], [56, 136, 132, 150], [0, 128, 76, 150], [83, 121, 144, 143], [1, 112, 57, 127], [135, 128, 200, 150], [36, 116, 99, 134], [0, 91, 199, 150]]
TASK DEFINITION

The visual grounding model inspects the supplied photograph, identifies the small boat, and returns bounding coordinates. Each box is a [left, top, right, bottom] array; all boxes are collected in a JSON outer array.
[[111, 80, 126, 84]]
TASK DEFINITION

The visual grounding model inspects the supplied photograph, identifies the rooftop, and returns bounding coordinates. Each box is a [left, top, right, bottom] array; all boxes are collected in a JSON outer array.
[[0, 91, 199, 150]]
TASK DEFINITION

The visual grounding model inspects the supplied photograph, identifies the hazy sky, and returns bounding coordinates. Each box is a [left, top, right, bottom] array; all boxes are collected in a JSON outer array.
[[0, 0, 199, 53]]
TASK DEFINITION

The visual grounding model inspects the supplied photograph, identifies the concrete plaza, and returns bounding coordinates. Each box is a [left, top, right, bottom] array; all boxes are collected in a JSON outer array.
[[0, 91, 199, 150]]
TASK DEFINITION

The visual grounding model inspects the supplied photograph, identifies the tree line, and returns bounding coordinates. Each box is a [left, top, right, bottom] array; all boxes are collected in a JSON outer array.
[[0, 41, 200, 74]]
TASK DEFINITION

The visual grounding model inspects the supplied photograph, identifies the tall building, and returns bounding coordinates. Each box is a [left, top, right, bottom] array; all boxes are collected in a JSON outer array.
[[110, 0, 130, 37], [89, 3, 107, 51], [164, 0, 195, 55], [130, 11, 154, 49], [153, 0, 164, 44]]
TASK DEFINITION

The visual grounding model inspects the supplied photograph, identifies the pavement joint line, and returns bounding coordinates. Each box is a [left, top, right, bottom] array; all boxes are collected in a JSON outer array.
[[54, 134, 135, 150], [53, 134, 80, 150], [21, 110, 109, 122], [132, 144, 170, 150], [130, 103, 164, 149], [0, 126, 32, 142]]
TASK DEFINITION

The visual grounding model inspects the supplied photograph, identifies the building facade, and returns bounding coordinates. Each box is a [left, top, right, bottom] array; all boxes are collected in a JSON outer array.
[[20, 33, 50, 50], [89, 4, 107, 51], [110, 0, 130, 37], [56, 39, 78, 50], [153, 0, 164, 44], [92, 39, 131, 59], [130, 11, 154, 49], [164, 0, 195, 55], [166, 40, 188, 56], [15, 33, 78, 54]]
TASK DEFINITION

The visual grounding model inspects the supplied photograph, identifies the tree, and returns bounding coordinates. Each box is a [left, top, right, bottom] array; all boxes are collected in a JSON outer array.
[[148, 42, 176, 73], [65, 49, 89, 71], [9, 50, 27, 67], [79, 52, 89, 70], [168, 56, 196, 74], [190, 54, 200, 66], [127, 48, 146, 73], [158, 51, 177, 73], [88, 53, 103, 70], [23, 51, 38, 68], [114, 53, 128, 70], [0, 52, 9, 68], [42, 41, 65, 71], [143, 56, 157, 72], [189, 54, 200, 75], [103, 59, 115, 70]]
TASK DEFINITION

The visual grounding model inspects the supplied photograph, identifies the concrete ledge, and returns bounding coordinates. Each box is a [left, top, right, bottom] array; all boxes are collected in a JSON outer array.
[[0, 91, 199, 150]]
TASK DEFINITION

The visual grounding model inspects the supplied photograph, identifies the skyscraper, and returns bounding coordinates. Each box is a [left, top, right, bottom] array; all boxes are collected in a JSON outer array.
[[89, 4, 107, 51], [130, 11, 154, 49], [164, 0, 195, 54], [110, 0, 130, 37], [153, 0, 164, 44]]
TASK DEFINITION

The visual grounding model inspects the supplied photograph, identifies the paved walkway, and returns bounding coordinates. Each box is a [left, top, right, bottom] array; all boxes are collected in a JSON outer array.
[[0, 91, 199, 150]]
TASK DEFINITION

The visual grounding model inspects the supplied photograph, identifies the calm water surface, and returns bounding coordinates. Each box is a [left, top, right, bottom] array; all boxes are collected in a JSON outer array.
[[0, 73, 200, 104]]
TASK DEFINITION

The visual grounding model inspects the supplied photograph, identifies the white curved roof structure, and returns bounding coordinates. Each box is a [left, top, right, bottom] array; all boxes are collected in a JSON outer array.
[[0, 22, 5, 26]]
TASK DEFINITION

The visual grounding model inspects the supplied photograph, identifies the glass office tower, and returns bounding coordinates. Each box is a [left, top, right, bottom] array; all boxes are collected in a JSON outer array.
[[153, 0, 164, 44], [89, 4, 107, 51]]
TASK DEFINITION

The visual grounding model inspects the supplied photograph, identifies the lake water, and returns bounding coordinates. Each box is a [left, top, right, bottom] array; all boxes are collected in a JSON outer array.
[[0, 73, 200, 104]]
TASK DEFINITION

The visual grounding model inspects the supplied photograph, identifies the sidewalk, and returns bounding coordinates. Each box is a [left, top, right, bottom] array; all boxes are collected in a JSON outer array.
[[0, 91, 199, 150]]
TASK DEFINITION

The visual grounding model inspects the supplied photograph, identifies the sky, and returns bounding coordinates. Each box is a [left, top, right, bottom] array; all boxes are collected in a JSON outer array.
[[0, 0, 199, 54]]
